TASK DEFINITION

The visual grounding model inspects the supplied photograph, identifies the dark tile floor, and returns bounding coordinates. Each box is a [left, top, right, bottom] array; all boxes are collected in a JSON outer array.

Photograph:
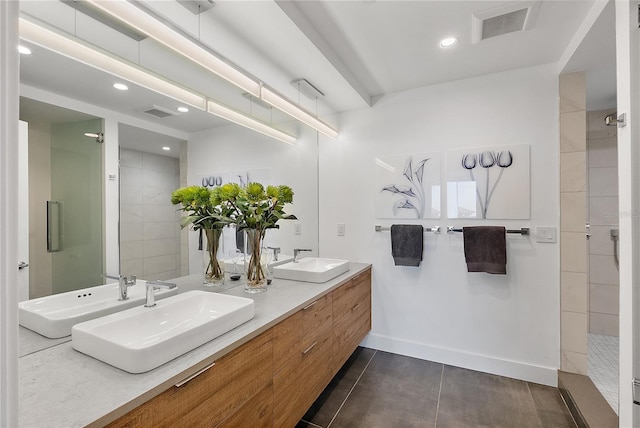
[[297, 348, 576, 428]]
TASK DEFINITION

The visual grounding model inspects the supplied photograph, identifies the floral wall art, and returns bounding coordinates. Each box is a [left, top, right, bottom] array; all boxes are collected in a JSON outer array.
[[375, 153, 441, 219], [446, 144, 530, 219]]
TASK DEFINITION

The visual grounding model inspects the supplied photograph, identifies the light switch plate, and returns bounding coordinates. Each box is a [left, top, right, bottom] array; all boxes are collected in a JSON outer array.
[[536, 227, 557, 243], [294, 223, 302, 235], [337, 223, 345, 236]]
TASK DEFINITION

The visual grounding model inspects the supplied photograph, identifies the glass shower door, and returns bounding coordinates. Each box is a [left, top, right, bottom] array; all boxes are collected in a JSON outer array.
[[50, 118, 104, 293]]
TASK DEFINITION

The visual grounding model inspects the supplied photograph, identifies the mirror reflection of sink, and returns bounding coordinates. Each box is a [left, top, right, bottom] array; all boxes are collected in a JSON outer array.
[[71, 291, 255, 374], [222, 254, 294, 274], [18, 281, 178, 339], [272, 257, 350, 283]]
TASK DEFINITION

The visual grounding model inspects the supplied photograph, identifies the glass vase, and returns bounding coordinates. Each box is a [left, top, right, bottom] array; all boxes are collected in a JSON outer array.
[[203, 228, 225, 287], [244, 228, 267, 293]]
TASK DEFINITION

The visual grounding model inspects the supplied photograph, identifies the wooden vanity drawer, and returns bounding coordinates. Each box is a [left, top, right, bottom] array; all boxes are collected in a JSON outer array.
[[333, 295, 371, 371], [108, 329, 273, 428], [301, 293, 332, 346], [273, 311, 302, 375], [332, 270, 371, 322], [215, 382, 274, 428]]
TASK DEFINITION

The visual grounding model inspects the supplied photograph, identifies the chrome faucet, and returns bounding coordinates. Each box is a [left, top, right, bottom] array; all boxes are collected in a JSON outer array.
[[267, 246, 281, 261], [104, 274, 137, 301], [144, 280, 177, 307], [293, 248, 312, 263]]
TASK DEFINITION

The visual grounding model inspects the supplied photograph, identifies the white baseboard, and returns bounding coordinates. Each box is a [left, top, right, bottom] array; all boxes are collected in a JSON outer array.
[[361, 333, 558, 387]]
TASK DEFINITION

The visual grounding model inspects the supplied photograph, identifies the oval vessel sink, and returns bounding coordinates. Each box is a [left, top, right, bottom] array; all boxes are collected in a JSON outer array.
[[272, 257, 350, 283], [19, 280, 178, 338], [71, 291, 255, 373]]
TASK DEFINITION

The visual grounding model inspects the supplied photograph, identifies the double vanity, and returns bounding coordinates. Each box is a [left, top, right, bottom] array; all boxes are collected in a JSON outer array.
[[19, 260, 371, 428]]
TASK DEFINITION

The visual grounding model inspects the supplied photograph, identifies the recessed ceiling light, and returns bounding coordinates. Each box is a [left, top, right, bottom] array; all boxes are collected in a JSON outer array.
[[162, 146, 171, 151], [439, 37, 458, 48], [177, 106, 189, 113], [18, 45, 32, 55], [113, 82, 128, 91]]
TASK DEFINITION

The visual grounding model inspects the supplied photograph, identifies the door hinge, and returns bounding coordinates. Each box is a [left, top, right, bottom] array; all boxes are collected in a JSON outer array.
[[633, 378, 640, 405]]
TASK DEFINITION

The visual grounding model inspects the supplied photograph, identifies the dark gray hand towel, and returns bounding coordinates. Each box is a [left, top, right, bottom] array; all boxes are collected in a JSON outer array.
[[463, 226, 506, 274], [390, 224, 423, 267]]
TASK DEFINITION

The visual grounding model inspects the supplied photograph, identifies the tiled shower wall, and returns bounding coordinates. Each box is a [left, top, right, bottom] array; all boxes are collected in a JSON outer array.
[[587, 109, 619, 336], [119, 148, 181, 281]]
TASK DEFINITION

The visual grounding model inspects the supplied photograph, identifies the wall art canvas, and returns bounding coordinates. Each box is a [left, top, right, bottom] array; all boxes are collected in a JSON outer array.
[[375, 152, 441, 219], [446, 144, 530, 219]]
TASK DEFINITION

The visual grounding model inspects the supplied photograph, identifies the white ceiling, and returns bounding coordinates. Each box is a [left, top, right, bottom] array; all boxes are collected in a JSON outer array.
[[18, 0, 614, 149]]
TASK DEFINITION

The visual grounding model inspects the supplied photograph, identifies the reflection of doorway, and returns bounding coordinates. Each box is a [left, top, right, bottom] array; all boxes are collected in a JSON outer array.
[[19, 98, 104, 298]]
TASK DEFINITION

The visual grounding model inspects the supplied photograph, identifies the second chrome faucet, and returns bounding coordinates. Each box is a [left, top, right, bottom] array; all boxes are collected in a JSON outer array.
[[293, 248, 312, 263]]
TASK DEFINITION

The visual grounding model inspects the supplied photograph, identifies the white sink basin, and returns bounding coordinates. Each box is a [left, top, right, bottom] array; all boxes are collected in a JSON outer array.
[[71, 291, 255, 373], [18, 280, 178, 339], [272, 257, 350, 283]]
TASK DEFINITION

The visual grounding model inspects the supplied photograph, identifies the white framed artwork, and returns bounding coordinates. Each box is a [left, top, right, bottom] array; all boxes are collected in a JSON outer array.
[[446, 144, 530, 219], [374, 152, 441, 219]]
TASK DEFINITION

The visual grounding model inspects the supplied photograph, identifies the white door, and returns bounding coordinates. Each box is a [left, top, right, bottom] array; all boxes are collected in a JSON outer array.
[[616, 1, 640, 425], [18, 120, 29, 301]]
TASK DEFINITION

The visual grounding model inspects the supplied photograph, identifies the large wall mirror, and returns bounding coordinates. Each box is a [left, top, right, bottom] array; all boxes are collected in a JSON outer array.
[[17, 1, 320, 303]]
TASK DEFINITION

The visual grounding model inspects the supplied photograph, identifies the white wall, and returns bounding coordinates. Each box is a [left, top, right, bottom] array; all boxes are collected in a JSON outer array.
[[319, 64, 561, 386], [187, 123, 319, 275]]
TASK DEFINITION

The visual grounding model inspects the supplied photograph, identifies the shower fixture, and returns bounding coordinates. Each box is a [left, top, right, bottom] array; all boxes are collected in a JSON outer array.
[[84, 132, 104, 143], [605, 112, 627, 128]]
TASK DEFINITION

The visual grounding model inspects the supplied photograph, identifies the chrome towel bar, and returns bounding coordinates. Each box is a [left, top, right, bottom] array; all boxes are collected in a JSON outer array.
[[375, 225, 441, 234], [446, 226, 529, 236]]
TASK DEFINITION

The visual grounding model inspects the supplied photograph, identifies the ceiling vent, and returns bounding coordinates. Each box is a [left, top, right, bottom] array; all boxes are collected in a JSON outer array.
[[291, 79, 325, 100], [472, 1, 540, 44], [143, 105, 179, 118], [177, 0, 215, 15]]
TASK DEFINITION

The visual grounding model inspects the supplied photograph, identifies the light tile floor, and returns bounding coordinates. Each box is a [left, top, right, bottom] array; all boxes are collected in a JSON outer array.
[[588, 333, 619, 414]]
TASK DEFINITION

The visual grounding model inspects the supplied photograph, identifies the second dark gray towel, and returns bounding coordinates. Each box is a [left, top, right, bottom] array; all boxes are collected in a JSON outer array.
[[462, 226, 506, 274], [390, 224, 423, 267]]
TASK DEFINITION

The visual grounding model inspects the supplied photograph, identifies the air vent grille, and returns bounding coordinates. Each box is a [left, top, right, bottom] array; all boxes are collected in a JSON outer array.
[[143, 105, 178, 118], [472, 1, 540, 44], [481, 8, 528, 40]]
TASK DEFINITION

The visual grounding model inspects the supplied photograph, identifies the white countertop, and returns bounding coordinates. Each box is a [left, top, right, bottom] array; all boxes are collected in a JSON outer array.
[[18, 263, 371, 428]]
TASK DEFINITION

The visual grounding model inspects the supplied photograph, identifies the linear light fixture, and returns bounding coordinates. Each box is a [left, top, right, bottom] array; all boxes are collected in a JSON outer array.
[[261, 86, 338, 139], [85, 0, 338, 139], [85, 0, 261, 97], [207, 100, 296, 146], [20, 17, 295, 145], [19, 17, 207, 111]]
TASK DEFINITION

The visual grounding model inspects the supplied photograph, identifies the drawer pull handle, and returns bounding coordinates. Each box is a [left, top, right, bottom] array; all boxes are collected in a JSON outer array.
[[175, 362, 216, 387], [303, 301, 317, 310], [302, 341, 318, 355], [351, 303, 360, 312]]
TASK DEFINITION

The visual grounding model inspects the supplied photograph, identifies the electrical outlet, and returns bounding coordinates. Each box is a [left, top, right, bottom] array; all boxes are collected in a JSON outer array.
[[295, 223, 302, 235], [337, 223, 345, 236]]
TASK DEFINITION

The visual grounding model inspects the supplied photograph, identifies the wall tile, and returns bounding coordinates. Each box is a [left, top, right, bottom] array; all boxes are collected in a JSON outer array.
[[589, 313, 619, 336], [587, 109, 616, 133], [120, 185, 142, 206], [145, 269, 179, 281], [560, 111, 586, 152], [119, 149, 143, 168], [588, 225, 616, 256], [589, 254, 619, 285], [121, 258, 144, 277], [560, 192, 586, 232], [561, 350, 588, 375], [589, 283, 619, 315], [144, 254, 176, 276], [143, 187, 174, 206], [120, 240, 144, 261], [142, 152, 178, 172], [143, 205, 179, 223], [589, 196, 619, 226], [588, 138, 618, 168], [561, 311, 587, 353], [120, 165, 143, 186], [561, 232, 587, 273], [560, 152, 586, 192], [144, 238, 176, 258], [120, 205, 143, 223], [561, 272, 587, 313], [143, 222, 179, 240], [559, 72, 586, 113], [588, 167, 618, 197], [143, 168, 180, 190], [120, 223, 143, 242]]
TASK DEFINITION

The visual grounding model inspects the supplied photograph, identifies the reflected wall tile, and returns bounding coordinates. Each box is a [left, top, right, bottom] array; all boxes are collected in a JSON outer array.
[[120, 185, 142, 206], [119, 149, 143, 168], [587, 138, 618, 168], [560, 152, 586, 192], [589, 283, 619, 315], [559, 72, 585, 113], [560, 111, 586, 152], [143, 168, 180, 190], [588, 167, 618, 197], [120, 240, 144, 261], [561, 232, 587, 273], [144, 254, 176, 276], [120, 223, 143, 242], [587, 109, 616, 132], [143, 187, 173, 206], [589, 254, 619, 285], [589, 196, 619, 226], [588, 226, 616, 256], [120, 205, 143, 223], [120, 166, 143, 186], [561, 271, 587, 313], [144, 222, 179, 240], [142, 152, 178, 172], [589, 313, 619, 336], [560, 192, 586, 232], [561, 311, 587, 353], [145, 269, 178, 281], [561, 350, 587, 375], [144, 238, 176, 258], [143, 205, 179, 223], [121, 258, 143, 278]]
